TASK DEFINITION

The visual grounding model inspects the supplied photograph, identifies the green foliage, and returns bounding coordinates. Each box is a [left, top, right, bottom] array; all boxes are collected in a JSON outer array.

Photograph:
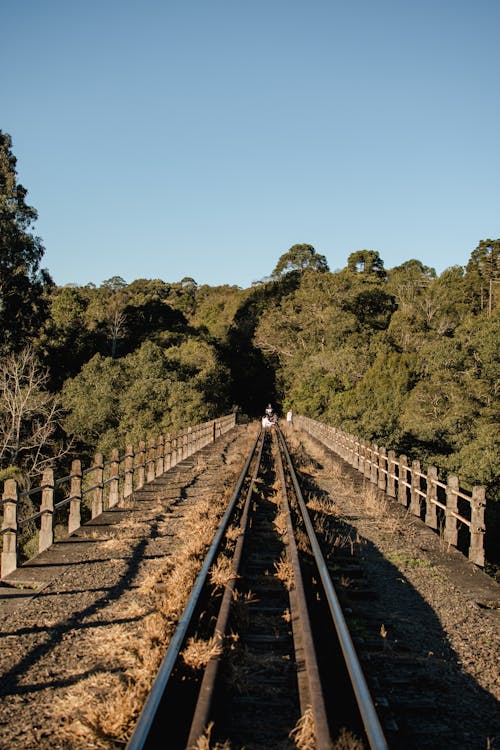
[[0, 143, 497, 504], [271, 244, 329, 278], [61, 337, 231, 456], [0, 131, 53, 354], [346, 250, 386, 279]]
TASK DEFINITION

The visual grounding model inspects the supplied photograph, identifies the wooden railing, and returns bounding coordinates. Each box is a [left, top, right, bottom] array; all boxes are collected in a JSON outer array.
[[296, 415, 487, 567], [0, 414, 237, 579]]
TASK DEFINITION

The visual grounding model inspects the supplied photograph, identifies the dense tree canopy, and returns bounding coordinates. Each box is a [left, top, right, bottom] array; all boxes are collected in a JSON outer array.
[[0, 131, 52, 354], [271, 244, 330, 277], [1, 130, 498, 504]]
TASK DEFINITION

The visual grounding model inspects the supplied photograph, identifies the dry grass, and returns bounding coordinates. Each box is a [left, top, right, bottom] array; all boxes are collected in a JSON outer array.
[[363, 485, 400, 534], [231, 590, 257, 628], [225, 524, 240, 543], [49, 433, 258, 750], [274, 556, 294, 590], [210, 555, 237, 589], [306, 495, 336, 515], [332, 728, 365, 749], [191, 721, 232, 750], [274, 511, 288, 536], [289, 707, 315, 750], [182, 636, 223, 669]]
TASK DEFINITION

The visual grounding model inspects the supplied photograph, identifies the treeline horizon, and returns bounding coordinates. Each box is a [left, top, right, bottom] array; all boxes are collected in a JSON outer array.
[[1, 129, 499, 509]]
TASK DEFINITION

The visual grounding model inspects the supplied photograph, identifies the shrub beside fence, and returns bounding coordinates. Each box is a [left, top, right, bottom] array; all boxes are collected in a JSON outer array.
[[0, 414, 237, 579], [296, 415, 487, 567]]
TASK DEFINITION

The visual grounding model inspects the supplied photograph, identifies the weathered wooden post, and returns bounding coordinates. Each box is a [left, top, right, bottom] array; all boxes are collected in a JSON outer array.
[[364, 443, 372, 480], [136, 441, 146, 489], [68, 459, 82, 534], [171, 436, 178, 467], [387, 450, 396, 498], [425, 466, 438, 530], [123, 445, 134, 499], [444, 475, 459, 547], [108, 449, 120, 508], [378, 447, 387, 491], [1, 479, 18, 578], [398, 455, 408, 506], [164, 434, 171, 471], [353, 437, 360, 470], [39, 468, 55, 553], [410, 460, 421, 516], [156, 435, 164, 477], [147, 438, 156, 483], [92, 453, 104, 519], [469, 486, 486, 566], [358, 441, 365, 475], [370, 445, 379, 485]]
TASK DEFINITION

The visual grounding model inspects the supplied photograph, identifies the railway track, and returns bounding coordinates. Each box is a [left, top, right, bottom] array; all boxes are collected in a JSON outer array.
[[126, 427, 387, 750]]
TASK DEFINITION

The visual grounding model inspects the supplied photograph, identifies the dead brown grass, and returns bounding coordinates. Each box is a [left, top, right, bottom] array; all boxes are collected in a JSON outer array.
[[182, 636, 223, 669], [331, 727, 365, 749], [289, 707, 315, 750], [50, 431, 257, 749], [210, 555, 237, 589], [274, 556, 294, 590], [190, 721, 232, 750]]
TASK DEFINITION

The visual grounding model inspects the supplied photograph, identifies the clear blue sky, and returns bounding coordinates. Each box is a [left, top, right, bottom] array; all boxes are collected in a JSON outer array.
[[3, 0, 499, 288]]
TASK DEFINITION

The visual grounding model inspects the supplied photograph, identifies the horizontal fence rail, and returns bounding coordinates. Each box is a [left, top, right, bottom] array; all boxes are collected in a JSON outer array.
[[1, 414, 237, 579], [296, 415, 486, 567]]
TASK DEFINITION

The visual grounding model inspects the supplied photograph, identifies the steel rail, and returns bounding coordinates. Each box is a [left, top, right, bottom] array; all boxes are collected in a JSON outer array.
[[126, 430, 262, 750], [185, 431, 265, 748], [273, 429, 333, 750], [277, 429, 388, 750]]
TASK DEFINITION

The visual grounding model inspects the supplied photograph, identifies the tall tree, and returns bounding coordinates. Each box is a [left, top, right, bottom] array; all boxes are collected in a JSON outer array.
[[271, 244, 329, 278], [0, 131, 52, 353], [466, 239, 500, 314]]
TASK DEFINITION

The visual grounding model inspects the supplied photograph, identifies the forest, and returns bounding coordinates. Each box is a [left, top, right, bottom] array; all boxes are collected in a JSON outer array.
[[1, 129, 499, 508]]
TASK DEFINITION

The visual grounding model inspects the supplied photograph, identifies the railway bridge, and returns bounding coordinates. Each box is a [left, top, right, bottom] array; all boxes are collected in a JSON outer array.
[[0, 415, 498, 749]]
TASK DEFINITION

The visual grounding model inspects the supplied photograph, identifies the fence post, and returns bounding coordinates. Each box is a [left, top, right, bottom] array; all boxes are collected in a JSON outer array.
[[425, 466, 438, 530], [358, 442, 365, 475], [68, 459, 82, 534], [92, 453, 104, 519], [39, 468, 55, 553], [1, 479, 18, 578], [387, 450, 396, 498], [124, 445, 134, 499], [410, 460, 421, 516], [353, 438, 360, 470], [469, 486, 486, 566], [108, 448, 120, 508], [147, 438, 156, 483], [364, 443, 372, 479], [398, 455, 408, 506], [444, 475, 459, 547], [137, 441, 146, 489], [378, 447, 387, 491], [164, 434, 171, 471], [156, 435, 164, 477], [370, 444, 379, 485]]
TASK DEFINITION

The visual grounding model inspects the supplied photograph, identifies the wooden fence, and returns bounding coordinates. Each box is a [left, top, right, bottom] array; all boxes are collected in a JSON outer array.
[[296, 415, 486, 567], [0, 414, 237, 579]]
